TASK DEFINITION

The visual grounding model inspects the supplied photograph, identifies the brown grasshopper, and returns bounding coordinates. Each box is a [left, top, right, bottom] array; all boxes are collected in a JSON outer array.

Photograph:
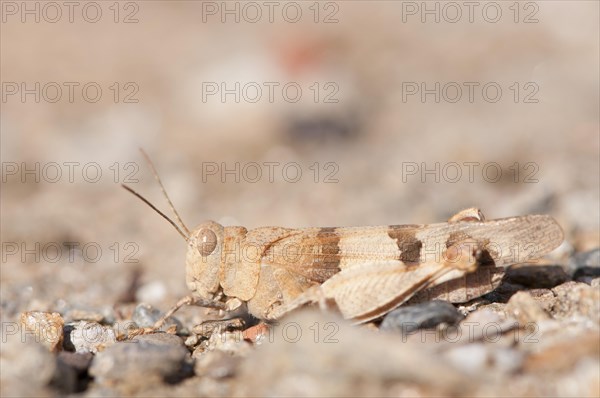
[[123, 152, 564, 329]]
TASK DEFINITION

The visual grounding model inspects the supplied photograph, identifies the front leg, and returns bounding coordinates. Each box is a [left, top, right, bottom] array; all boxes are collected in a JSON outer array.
[[127, 295, 228, 338], [151, 295, 228, 330]]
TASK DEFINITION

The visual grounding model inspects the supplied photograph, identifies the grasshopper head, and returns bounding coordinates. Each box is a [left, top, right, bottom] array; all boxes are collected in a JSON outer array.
[[186, 221, 224, 300], [120, 155, 227, 302]]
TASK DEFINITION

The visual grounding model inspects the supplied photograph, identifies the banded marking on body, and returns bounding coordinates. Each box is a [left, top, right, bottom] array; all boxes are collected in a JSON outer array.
[[388, 225, 423, 264]]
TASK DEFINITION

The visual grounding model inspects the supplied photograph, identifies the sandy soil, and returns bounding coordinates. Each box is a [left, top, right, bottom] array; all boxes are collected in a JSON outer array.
[[1, 1, 598, 396]]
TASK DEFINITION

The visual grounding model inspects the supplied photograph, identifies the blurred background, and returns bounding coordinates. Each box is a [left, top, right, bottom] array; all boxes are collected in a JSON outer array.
[[1, 1, 598, 324]]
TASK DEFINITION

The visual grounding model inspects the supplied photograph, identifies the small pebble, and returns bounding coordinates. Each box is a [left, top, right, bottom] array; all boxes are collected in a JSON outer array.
[[67, 321, 116, 353], [203, 331, 252, 356], [455, 310, 518, 346], [64, 308, 109, 324], [469, 302, 507, 314], [0, 333, 57, 396], [524, 289, 556, 313], [505, 291, 549, 325], [493, 346, 525, 374], [195, 350, 239, 379], [242, 323, 271, 344], [89, 333, 192, 390], [381, 301, 463, 334], [20, 311, 64, 352], [444, 344, 523, 375], [132, 303, 185, 334], [443, 344, 488, 375], [185, 334, 199, 348], [524, 332, 599, 373], [551, 281, 600, 321]]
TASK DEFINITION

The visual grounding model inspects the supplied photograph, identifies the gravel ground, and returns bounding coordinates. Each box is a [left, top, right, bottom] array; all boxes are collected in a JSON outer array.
[[1, 2, 599, 397]]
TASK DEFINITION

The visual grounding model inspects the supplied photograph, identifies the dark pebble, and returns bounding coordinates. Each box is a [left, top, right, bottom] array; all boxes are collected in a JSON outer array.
[[380, 301, 463, 334], [569, 249, 600, 282], [52, 352, 93, 393], [504, 265, 569, 289], [481, 280, 524, 303], [57, 351, 93, 371]]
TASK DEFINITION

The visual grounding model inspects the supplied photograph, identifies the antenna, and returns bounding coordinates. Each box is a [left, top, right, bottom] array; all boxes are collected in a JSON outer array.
[[121, 184, 189, 241], [138, 148, 191, 236]]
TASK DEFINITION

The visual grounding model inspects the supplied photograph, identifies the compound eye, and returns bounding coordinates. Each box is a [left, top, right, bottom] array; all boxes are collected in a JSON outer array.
[[197, 229, 217, 256]]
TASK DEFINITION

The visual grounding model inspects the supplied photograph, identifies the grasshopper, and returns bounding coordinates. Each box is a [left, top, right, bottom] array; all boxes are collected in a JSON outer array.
[[123, 152, 564, 329]]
